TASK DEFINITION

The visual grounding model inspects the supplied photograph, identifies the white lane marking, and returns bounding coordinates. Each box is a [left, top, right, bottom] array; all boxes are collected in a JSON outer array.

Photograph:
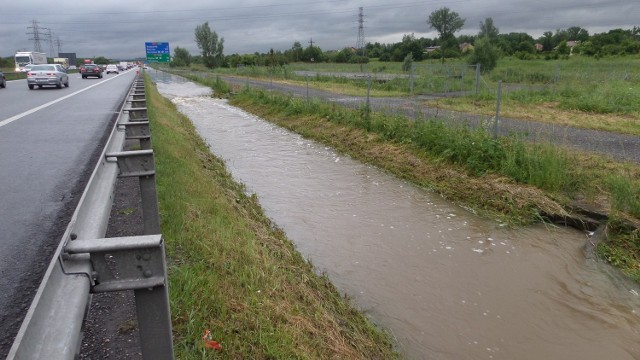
[[0, 74, 123, 129]]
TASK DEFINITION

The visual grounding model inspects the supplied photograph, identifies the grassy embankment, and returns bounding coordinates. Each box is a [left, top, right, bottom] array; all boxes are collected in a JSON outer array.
[[145, 77, 398, 359], [171, 69, 640, 281]]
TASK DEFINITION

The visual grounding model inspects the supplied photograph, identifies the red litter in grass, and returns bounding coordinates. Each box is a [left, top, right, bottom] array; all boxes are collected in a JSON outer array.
[[202, 329, 222, 350]]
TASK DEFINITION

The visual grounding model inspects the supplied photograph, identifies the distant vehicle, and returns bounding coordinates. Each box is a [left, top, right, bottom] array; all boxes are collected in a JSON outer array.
[[22, 64, 36, 73], [27, 64, 69, 89], [53, 57, 70, 69], [79, 64, 103, 79], [105, 64, 119, 74], [0, 71, 6, 88], [15, 51, 47, 72]]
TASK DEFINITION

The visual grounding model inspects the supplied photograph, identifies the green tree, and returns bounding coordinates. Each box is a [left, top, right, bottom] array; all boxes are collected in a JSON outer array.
[[555, 41, 570, 55], [498, 32, 535, 55], [302, 44, 323, 62], [427, 7, 465, 63], [478, 17, 499, 41], [566, 26, 589, 42], [467, 36, 498, 73], [194, 22, 224, 68], [335, 48, 354, 63], [539, 31, 553, 51], [288, 41, 303, 62], [171, 46, 191, 67], [93, 56, 110, 65]]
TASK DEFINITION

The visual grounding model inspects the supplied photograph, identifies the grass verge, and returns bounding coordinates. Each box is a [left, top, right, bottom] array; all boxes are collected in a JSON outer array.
[[145, 77, 398, 359]]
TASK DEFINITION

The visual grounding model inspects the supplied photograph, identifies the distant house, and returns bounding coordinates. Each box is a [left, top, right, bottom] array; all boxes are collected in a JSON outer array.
[[535, 43, 544, 52], [566, 41, 579, 55], [459, 42, 474, 53], [424, 46, 440, 53], [552, 40, 580, 55]]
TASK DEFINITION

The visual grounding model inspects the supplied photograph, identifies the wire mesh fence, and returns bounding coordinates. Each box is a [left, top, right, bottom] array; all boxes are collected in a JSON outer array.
[[164, 64, 639, 164]]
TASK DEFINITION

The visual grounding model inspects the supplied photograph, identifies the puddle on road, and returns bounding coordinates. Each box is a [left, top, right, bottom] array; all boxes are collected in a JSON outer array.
[[151, 72, 640, 359]]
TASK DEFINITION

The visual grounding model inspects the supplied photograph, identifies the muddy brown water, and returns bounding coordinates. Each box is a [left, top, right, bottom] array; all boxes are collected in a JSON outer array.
[[151, 72, 640, 359]]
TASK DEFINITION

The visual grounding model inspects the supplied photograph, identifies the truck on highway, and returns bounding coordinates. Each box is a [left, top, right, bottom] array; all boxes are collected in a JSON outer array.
[[53, 57, 70, 69], [15, 51, 47, 72]]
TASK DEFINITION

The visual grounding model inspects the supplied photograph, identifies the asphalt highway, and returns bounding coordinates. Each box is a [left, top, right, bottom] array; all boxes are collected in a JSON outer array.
[[0, 69, 137, 357]]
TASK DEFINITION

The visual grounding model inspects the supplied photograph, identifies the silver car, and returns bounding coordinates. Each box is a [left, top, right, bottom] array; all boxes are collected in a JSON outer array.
[[27, 64, 70, 89]]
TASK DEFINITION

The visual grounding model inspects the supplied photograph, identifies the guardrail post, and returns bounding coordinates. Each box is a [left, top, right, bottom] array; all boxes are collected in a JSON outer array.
[[106, 149, 173, 360]]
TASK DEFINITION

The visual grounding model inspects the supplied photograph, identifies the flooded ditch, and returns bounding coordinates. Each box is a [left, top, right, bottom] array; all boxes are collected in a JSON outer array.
[[150, 72, 640, 359]]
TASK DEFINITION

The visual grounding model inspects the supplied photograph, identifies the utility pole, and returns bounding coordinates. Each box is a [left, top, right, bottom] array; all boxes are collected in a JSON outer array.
[[55, 36, 63, 56], [308, 38, 315, 62], [26, 19, 44, 53], [356, 7, 366, 71], [46, 28, 55, 57]]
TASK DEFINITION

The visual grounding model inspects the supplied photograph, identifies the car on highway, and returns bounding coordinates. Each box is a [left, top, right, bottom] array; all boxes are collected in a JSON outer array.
[[80, 63, 103, 79], [26, 64, 69, 89], [105, 64, 119, 74], [0, 71, 6, 88], [21, 64, 35, 73]]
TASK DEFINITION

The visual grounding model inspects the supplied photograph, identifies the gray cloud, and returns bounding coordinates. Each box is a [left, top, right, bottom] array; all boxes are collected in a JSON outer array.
[[1, 0, 637, 60]]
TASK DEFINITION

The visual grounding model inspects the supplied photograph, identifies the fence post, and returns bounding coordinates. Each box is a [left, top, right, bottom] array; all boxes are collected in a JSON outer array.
[[494, 80, 502, 139], [365, 76, 372, 129], [410, 63, 414, 96], [475, 64, 481, 96], [306, 75, 310, 103]]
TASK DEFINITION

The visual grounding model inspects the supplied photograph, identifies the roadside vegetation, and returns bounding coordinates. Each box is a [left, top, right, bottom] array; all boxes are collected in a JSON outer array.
[[145, 78, 398, 359]]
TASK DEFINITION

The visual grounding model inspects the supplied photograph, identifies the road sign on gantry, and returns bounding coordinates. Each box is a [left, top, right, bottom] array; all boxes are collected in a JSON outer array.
[[145, 42, 170, 63]]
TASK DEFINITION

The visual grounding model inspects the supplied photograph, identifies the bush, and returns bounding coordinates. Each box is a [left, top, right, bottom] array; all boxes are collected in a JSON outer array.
[[466, 37, 499, 73]]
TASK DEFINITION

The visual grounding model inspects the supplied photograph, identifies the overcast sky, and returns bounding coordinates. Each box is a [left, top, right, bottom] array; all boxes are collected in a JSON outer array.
[[1, 0, 638, 60]]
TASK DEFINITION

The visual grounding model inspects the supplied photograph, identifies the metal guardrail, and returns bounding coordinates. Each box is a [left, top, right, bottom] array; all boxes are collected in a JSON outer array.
[[7, 74, 174, 359]]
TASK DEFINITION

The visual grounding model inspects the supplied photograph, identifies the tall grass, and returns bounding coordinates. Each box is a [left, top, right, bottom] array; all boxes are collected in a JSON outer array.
[[488, 56, 640, 115], [239, 87, 574, 193], [608, 176, 640, 217]]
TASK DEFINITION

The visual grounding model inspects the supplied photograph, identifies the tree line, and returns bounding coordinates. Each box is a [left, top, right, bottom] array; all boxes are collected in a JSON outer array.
[[172, 9, 640, 73]]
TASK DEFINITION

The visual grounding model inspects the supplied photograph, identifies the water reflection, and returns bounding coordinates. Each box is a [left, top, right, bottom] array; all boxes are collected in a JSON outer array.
[[150, 72, 640, 360]]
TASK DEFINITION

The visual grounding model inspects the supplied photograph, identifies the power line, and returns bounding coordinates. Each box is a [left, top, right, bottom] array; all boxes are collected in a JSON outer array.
[[356, 7, 366, 57], [26, 19, 44, 53], [46, 28, 55, 57], [55, 36, 63, 56]]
